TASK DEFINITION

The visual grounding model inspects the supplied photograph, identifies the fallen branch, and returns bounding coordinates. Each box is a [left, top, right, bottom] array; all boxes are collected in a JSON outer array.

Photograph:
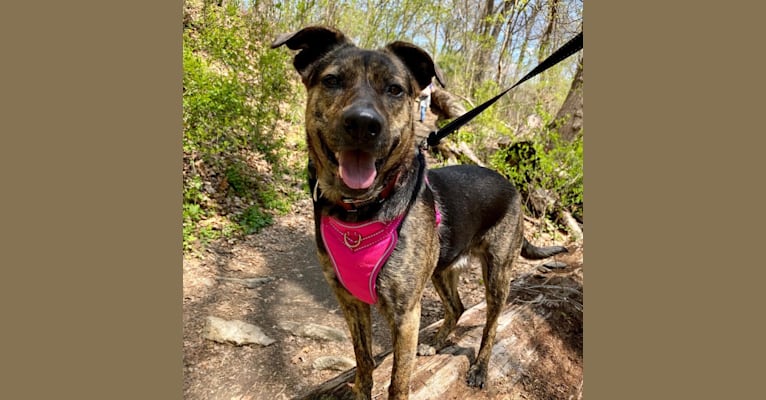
[[559, 210, 583, 241], [438, 141, 487, 167]]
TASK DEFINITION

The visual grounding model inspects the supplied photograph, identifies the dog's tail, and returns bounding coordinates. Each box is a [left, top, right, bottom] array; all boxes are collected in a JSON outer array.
[[521, 238, 568, 260]]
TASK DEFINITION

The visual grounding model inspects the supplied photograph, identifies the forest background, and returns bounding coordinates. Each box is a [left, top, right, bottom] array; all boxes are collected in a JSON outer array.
[[182, 0, 584, 253]]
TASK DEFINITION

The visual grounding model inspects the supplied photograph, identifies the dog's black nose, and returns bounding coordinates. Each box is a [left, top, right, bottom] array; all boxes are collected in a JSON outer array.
[[342, 106, 383, 139]]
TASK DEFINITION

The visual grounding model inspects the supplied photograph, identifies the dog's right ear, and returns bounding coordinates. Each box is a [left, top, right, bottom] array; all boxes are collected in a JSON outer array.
[[271, 26, 351, 82]]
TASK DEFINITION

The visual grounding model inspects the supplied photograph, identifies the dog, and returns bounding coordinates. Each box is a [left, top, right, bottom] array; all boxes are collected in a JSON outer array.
[[271, 26, 568, 400]]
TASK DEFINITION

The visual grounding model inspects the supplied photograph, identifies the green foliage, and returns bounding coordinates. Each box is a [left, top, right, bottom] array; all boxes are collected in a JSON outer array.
[[182, 45, 248, 154], [457, 80, 515, 147], [182, 174, 208, 251], [181, 1, 583, 253], [490, 124, 583, 232], [183, 1, 304, 253], [182, 203, 202, 252], [258, 187, 292, 215], [236, 205, 273, 235], [183, 1, 293, 157], [224, 160, 254, 198]]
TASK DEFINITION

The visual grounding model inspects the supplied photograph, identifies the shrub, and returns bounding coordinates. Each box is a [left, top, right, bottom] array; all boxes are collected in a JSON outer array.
[[182, 1, 302, 253], [490, 126, 583, 232], [236, 205, 273, 235]]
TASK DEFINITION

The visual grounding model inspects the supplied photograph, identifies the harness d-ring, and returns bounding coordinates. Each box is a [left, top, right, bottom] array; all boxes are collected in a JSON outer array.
[[343, 231, 363, 249]]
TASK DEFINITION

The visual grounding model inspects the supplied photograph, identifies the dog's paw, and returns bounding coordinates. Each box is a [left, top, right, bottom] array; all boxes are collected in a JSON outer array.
[[416, 343, 436, 356], [466, 363, 488, 389], [347, 384, 371, 400]]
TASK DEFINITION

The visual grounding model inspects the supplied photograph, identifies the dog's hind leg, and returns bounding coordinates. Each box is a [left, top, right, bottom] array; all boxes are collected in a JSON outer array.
[[466, 248, 516, 389], [429, 261, 466, 349], [466, 211, 524, 389]]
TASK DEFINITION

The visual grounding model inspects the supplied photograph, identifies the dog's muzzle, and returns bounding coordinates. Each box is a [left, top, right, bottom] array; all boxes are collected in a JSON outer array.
[[336, 105, 386, 190]]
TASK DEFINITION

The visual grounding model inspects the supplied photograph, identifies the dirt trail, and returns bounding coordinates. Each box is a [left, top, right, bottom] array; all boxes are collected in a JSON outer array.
[[183, 196, 583, 400]]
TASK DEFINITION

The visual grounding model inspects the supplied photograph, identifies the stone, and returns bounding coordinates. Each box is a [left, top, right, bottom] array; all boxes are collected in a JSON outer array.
[[312, 356, 355, 371], [203, 316, 276, 346], [279, 321, 347, 342], [543, 261, 568, 269]]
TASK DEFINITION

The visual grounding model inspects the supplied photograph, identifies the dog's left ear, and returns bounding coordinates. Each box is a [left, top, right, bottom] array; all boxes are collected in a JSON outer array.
[[385, 41, 446, 91], [271, 26, 352, 82]]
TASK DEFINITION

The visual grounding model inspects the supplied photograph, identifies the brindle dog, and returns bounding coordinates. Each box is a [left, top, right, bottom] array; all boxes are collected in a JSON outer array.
[[271, 26, 568, 400]]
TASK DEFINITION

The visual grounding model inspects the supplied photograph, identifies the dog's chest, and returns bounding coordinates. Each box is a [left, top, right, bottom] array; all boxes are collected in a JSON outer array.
[[319, 198, 442, 304], [320, 215, 405, 304]]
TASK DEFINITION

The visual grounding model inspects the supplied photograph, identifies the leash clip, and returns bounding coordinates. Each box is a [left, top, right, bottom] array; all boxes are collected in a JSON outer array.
[[419, 131, 439, 151]]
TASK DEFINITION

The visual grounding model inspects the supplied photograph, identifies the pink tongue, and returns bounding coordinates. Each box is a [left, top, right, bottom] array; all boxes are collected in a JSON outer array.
[[338, 150, 377, 189]]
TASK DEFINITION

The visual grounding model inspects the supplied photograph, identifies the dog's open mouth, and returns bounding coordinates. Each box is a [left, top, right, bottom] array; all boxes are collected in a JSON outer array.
[[318, 133, 397, 194], [337, 150, 377, 190]]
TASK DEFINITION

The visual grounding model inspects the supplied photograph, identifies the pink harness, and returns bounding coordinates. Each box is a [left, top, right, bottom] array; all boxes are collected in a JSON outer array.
[[320, 215, 404, 304], [320, 202, 441, 305]]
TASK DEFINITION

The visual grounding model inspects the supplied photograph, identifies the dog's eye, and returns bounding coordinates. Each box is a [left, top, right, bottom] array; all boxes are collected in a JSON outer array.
[[386, 84, 404, 97], [321, 75, 341, 89]]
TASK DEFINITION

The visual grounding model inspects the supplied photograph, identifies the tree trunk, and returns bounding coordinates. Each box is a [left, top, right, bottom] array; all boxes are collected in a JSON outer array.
[[537, 0, 560, 63], [513, 2, 541, 82], [547, 56, 583, 143], [472, 0, 516, 90], [494, 1, 519, 83]]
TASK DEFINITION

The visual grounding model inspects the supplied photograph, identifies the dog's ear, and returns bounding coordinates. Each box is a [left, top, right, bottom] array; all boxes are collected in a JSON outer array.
[[385, 41, 446, 91], [271, 26, 352, 81]]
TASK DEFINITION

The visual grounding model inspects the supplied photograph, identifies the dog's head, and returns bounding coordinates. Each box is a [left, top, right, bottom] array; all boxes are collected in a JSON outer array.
[[272, 26, 444, 202]]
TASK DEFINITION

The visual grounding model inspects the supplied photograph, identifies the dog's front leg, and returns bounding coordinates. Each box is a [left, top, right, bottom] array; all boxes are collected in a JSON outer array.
[[386, 303, 421, 400], [335, 292, 375, 400]]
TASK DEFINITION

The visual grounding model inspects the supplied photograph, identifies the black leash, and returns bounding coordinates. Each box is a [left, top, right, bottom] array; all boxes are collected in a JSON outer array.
[[424, 31, 583, 148]]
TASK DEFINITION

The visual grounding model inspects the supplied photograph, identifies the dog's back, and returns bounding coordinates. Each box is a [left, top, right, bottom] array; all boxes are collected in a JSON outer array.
[[427, 165, 521, 268]]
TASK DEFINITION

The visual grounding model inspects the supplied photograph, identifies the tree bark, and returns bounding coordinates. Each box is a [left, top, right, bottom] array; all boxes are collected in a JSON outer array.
[[560, 209, 583, 241], [472, 0, 516, 90], [547, 56, 583, 143], [537, 0, 560, 63], [513, 2, 541, 82]]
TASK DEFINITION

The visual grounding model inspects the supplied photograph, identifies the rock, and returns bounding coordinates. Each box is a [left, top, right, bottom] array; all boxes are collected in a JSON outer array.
[[199, 277, 216, 287], [312, 356, 355, 371], [417, 343, 436, 356], [203, 316, 275, 346], [203, 182, 215, 194], [279, 321, 347, 342], [543, 261, 568, 269]]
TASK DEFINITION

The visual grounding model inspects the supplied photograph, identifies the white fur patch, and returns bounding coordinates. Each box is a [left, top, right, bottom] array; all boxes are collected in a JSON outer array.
[[450, 255, 471, 271]]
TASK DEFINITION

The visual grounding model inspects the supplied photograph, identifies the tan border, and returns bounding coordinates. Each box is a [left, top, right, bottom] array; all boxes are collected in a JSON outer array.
[[585, 6, 652, 400], [6, 1, 759, 399], [585, 2, 766, 399], [2, 1, 182, 398]]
